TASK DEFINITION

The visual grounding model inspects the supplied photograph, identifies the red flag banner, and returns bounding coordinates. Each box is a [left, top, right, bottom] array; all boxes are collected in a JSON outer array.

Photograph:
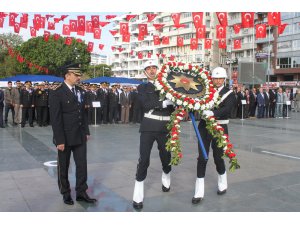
[[216, 25, 226, 39], [120, 22, 129, 35], [99, 21, 110, 27], [138, 33, 144, 41], [20, 13, 28, 28], [77, 15, 86, 32], [62, 24, 71, 35], [13, 23, 20, 33], [91, 15, 99, 28], [126, 15, 137, 21], [153, 35, 160, 45], [76, 38, 83, 43], [233, 39, 241, 49], [93, 28, 101, 39], [147, 14, 157, 22], [233, 24, 241, 34], [256, 24, 267, 39], [70, 20, 77, 32], [53, 33, 60, 41], [241, 12, 254, 28], [171, 13, 181, 26], [138, 24, 148, 36], [109, 30, 118, 36], [44, 31, 50, 42], [60, 15, 68, 21], [278, 23, 288, 35], [196, 25, 206, 39], [138, 52, 143, 59], [190, 38, 198, 50], [33, 14, 42, 30], [65, 37, 73, 45], [268, 12, 281, 26], [105, 15, 117, 20], [86, 21, 93, 33], [99, 44, 104, 50], [87, 42, 94, 52], [40, 17, 46, 29], [218, 39, 227, 49], [177, 36, 184, 47], [169, 55, 175, 61], [216, 12, 228, 26], [153, 23, 165, 30], [122, 34, 130, 42], [192, 12, 203, 28], [204, 39, 212, 49], [0, 17, 4, 28], [48, 22, 55, 30], [30, 26, 36, 37], [9, 12, 18, 27], [162, 36, 170, 45], [147, 52, 152, 58]]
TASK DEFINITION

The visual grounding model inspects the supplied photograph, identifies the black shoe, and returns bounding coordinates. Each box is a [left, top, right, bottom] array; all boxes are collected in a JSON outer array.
[[76, 192, 97, 203], [30, 124, 34, 127], [21, 125, 25, 128], [132, 201, 143, 210], [63, 193, 74, 205], [0, 126, 5, 128], [217, 189, 227, 195], [162, 185, 170, 192], [192, 197, 203, 204], [13, 122, 18, 126]]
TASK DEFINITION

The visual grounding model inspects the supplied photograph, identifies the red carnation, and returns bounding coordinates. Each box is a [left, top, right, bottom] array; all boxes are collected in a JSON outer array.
[[178, 152, 183, 158], [227, 143, 233, 148], [228, 153, 236, 158]]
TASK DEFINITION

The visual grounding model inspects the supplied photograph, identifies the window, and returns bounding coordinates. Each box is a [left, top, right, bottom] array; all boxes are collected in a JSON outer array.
[[183, 34, 192, 40], [293, 40, 300, 50], [182, 12, 192, 18], [182, 22, 192, 29], [292, 57, 300, 68], [162, 16, 170, 22], [277, 57, 291, 68], [281, 12, 294, 20]]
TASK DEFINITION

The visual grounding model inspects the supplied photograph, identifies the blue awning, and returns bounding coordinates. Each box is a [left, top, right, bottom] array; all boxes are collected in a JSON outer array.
[[0, 74, 63, 82], [85, 76, 143, 85]]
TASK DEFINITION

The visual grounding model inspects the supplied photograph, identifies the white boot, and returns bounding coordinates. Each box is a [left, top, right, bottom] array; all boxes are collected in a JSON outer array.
[[162, 172, 171, 192], [133, 180, 144, 209], [192, 178, 204, 204], [217, 172, 227, 195]]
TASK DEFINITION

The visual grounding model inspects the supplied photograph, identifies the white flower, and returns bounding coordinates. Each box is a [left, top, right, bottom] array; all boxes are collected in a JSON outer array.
[[183, 101, 188, 107], [176, 99, 183, 105], [177, 116, 183, 120], [224, 146, 228, 151], [188, 104, 193, 109], [194, 102, 200, 110], [184, 64, 189, 70], [171, 140, 176, 144], [166, 93, 172, 99]]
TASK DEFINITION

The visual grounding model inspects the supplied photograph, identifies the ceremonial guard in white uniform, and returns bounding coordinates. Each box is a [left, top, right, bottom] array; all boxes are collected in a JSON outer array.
[[192, 67, 237, 204]]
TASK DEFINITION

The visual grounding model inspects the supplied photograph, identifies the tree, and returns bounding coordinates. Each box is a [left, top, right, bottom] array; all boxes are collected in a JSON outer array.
[[0, 33, 23, 78], [16, 35, 91, 76], [87, 64, 113, 78]]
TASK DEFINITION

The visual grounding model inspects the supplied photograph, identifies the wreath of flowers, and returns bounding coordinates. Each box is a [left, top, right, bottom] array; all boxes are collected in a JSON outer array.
[[154, 61, 240, 171]]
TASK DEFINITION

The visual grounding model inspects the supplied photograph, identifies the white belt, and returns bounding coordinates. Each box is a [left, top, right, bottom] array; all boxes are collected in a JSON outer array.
[[144, 113, 170, 121], [217, 120, 229, 124]]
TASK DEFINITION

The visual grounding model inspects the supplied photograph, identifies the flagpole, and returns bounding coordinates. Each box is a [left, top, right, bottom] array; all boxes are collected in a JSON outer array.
[[267, 25, 271, 86], [252, 26, 255, 88]]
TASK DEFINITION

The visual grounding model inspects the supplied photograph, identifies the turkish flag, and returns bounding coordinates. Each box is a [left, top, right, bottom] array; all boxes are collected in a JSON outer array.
[[216, 12, 228, 27], [48, 22, 55, 30], [118, 47, 124, 52], [278, 23, 288, 35], [153, 35, 160, 45], [192, 12, 203, 28], [54, 18, 61, 23], [30, 27, 36, 37], [147, 14, 157, 22], [44, 31, 50, 42], [111, 46, 116, 51], [109, 30, 118, 36], [177, 36, 184, 47], [77, 30, 85, 36], [138, 52, 143, 59], [153, 23, 165, 30], [86, 21, 93, 33], [233, 24, 241, 34], [147, 52, 152, 58], [16, 54, 24, 63], [40, 17, 46, 29], [120, 23, 129, 35], [76, 38, 83, 43], [170, 55, 175, 61], [241, 12, 254, 28], [20, 13, 28, 28], [105, 15, 117, 20], [173, 24, 186, 29], [161, 54, 166, 58], [99, 44, 104, 50], [126, 15, 137, 21], [233, 39, 241, 49], [204, 39, 212, 49], [138, 24, 148, 36], [256, 24, 267, 39], [138, 33, 144, 41], [99, 21, 110, 27], [216, 25, 226, 39], [62, 24, 71, 35], [46, 14, 54, 20], [268, 12, 281, 26], [162, 36, 170, 45], [33, 14, 42, 30], [218, 39, 227, 49], [9, 12, 18, 27], [91, 15, 99, 28], [65, 37, 73, 46], [171, 13, 181, 26], [190, 38, 198, 50], [0, 17, 4, 28], [53, 33, 60, 41], [60, 15, 68, 21], [122, 34, 130, 42], [93, 28, 101, 39], [70, 20, 77, 32], [14, 23, 20, 33], [130, 50, 134, 56], [87, 42, 94, 52], [196, 25, 206, 39], [77, 15, 86, 32], [156, 53, 160, 58]]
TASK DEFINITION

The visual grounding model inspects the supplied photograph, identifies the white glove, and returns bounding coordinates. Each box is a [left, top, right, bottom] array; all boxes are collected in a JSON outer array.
[[162, 99, 174, 108], [202, 110, 214, 117]]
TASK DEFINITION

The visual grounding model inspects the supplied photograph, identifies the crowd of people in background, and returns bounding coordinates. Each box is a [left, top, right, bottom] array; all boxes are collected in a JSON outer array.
[[230, 85, 300, 119], [0, 80, 143, 128], [1, 80, 300, 129]]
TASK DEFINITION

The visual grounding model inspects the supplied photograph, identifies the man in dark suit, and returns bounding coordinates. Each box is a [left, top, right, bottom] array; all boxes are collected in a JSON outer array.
[[34, 82, 49, 126], [269, 88, 276, 117], [20, 81, 34, 127], [108, 85, 119, 124], [193, 67, 237, 204], [249, 87, 257, 117], [256, 87, 265, 118], [132, 60, 175, 210], [97, 82, 109, 124], [0, 88, 4, 128], [49, 65, 96, 205], [263, 87, 270, 118]]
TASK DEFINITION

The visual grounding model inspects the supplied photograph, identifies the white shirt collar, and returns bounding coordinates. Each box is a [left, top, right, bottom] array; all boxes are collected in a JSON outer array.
[[217, 85, 224, 92], [64, 81, 74, 90]]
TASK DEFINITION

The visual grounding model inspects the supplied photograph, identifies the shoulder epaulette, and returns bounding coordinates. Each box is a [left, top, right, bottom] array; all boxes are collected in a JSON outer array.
[[52, 83, 62, 90]]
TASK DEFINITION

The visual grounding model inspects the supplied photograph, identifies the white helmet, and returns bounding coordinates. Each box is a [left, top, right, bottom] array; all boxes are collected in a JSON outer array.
[[143, 60, 158, 70], [211, 67, 227, 78]]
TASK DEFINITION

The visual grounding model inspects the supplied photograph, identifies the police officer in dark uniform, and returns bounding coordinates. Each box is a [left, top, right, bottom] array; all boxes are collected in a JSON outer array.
[[20, 81, 34, 127], [97, 82, 109, 124], [34, 82, 49, 126], [132, 60, 175, 210], [49, 65, 97, 205], [192, 67, 237, 204]]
